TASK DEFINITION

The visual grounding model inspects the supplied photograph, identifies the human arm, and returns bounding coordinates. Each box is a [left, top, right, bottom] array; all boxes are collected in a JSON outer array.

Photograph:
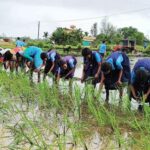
[[116, 55, 124, 85], [64, 68, 75, 79], [99, 72, 105, 91], [94, 52, 102, 79], [129, 84, 140, 100]]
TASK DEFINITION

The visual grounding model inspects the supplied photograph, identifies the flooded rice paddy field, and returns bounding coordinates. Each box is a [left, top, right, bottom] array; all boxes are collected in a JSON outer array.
[[0, 57, 150, 150]]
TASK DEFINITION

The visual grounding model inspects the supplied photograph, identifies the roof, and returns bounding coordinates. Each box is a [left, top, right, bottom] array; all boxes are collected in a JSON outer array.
[[83, 36, 96, 42]]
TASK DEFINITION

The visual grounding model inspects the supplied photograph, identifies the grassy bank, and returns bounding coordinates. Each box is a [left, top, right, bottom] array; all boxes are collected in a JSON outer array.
[[0, 41, 150, 57], [0, 71, 150, 149]]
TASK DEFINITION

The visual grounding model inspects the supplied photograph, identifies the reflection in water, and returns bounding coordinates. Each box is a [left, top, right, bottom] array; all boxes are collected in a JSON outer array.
[[0, 56, 149, 149]]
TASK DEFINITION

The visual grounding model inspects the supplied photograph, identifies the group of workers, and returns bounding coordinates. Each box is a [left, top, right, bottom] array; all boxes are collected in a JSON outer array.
[[0, 40, 150, 111]]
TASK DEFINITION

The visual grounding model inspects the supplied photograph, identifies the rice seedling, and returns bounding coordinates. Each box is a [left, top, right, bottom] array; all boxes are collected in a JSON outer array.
[[0, 69, 150, 150]]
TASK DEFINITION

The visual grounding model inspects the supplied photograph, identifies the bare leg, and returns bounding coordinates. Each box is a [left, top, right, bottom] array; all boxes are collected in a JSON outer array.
[[30, 69, 33, 83], [119, 88, 123, 106], [10, 61, 15, 72], [38, 72, 41, 83], [15, 62, 19, 73], [106, 89, 109, 104]]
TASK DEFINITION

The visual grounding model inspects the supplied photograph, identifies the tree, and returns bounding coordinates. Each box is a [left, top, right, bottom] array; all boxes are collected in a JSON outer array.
[[100, 18, 117, 43], [119, 27, 145, 45], [93, 19, 146, 46], [92, 18, 120, 46], [84, 32, 89, 36], [43, 32, 49, 39], [51, 27, 84, 46]]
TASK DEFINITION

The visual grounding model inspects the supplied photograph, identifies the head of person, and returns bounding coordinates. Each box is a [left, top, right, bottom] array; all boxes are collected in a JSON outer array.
[[17, 37, 20, 40], [101, 62, 112, 75], [4, 51, 13, 61], [102, 40, 106, 44], [135, 69, 149, 85], [114, 45, 122, 52], [59, 59, 67, 70], [82, 48, 92, 59], [23, 39, 26, 42], [41, 52, 48, 61]]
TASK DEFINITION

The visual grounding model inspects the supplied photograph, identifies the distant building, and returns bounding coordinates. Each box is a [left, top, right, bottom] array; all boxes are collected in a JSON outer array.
[[82, 36, 96, 47], [64, 25, 77, 33], [121, 39, 136, 52]]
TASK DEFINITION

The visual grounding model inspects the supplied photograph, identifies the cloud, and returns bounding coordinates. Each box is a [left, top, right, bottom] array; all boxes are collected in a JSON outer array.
[[1, 0, 150, 38]]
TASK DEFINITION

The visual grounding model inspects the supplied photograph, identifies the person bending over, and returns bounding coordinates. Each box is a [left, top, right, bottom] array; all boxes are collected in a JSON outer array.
[[81, 48, 102, 87], [23, 46, 44, 82], [129, 58, 150, 111], [100, 51, 131, 103], [41, 49, 61, 80]]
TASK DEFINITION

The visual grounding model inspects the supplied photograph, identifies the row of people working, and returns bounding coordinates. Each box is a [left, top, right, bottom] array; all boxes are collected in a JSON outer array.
[[0, 46, 150, 111]]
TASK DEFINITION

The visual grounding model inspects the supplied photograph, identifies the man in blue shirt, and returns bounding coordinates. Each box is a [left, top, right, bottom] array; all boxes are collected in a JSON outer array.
[[41, 50, 61, 80], [81, 48, 102, 87], [16, 37, 22, 47], [129, 58, 150, 111], [21, 39, 27, 47], [100, 51, 131, 102], [23, 46, 44, 82], [99, 41, 107, 58]]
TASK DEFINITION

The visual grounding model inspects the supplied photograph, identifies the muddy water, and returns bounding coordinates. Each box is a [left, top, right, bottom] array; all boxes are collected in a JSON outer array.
[[73, 57, 149, 110], [0, 56, 149, 149]]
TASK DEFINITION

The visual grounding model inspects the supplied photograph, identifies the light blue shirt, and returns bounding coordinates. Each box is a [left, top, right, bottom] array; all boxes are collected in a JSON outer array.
[[16, 40, 22, 47], [50, 52, 56, 62], [99, 43, 106, 54], [21, 41, 26, 47], [68, 58, 75, 68], [107, 55, 123, 70], [93, 52, 102, 63]]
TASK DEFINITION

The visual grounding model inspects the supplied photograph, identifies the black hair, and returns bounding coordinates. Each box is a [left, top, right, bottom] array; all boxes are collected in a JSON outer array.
[[23, 39, 26, 42], [16, 52, 21, 58], [102, 40, 106, 43], [82, 48, 92, 57], [3, 51, 13, 61], [135, 69, 149, 85], [17, 37, 20, 40], [101, 62, 112, 74], [40, 52, 48, 60], [58, 59, 67, 68]]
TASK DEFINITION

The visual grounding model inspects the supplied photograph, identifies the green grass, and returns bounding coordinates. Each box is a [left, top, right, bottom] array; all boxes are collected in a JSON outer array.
[[0, 70, 150, 149], [0, 41, 15, 49], [1, 40, 149, 57]]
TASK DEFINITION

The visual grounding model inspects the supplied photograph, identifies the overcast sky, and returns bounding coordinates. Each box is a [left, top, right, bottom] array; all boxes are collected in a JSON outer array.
[[1, 0, 150, 38]]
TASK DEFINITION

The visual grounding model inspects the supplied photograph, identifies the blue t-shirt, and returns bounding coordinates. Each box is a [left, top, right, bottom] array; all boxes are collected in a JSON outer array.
[[58, 57, 76, 74], [68, 58, 75, 68], [131, 67, 149, 84], [49, 52, 56, 62], [23, 46, 43, 69], [83, 52, 102, 65], [16, 40, 22, 47], [99, 43, 106, 54], [21, 41, 26, 47], [93, 52, 102, 63], [107, 54, 123, 70]]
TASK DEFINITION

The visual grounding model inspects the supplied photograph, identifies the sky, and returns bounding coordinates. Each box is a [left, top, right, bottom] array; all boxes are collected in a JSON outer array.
[[1, 0, 150, 39]]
